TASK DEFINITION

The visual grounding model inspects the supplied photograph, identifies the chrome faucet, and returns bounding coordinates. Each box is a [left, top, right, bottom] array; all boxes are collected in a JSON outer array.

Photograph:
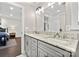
[[34, 31, 39, 34], [53, 32, 61, 38]]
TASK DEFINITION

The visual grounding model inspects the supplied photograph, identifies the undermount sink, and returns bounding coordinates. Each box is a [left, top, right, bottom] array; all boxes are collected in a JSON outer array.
[[44, 35, 69, 40], [36, 34, 73, 44], [48, 38, 73, 46], [46, 36, 72, 42], [42, 35, 73, 44], [44, 36, 54, 38]]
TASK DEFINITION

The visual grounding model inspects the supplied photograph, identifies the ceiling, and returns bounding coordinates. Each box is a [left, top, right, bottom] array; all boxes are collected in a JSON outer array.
[[0, 2, 65, 19], [17, 2, 48, 9], [18, 2, 65, 16], [0, 2, 22, 20], [44, 2, 65, 16]]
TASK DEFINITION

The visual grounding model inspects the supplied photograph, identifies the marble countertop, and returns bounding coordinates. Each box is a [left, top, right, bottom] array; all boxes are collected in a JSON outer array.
[[25, 33, 78, 53]]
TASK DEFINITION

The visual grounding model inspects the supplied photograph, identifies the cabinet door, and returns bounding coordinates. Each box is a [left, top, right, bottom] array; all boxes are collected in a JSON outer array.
[[24, 35, 29, 56], [38, 47, 63, 57], [47, 51, 62, 57], [27, 36, 32, 56], [24, 35, 28, 55], [38, 41, 70, 57], [25, 35, 38, 57], [38, 48, 48, 57], [24, 35, 32, 56], [31, 45, 37, 57], [30, 37, 38, 57], [31, 38, 37, 46]]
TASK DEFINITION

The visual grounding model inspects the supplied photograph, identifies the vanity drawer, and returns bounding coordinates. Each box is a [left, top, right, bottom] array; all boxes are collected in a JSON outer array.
[[39, 46, 63, 57], [38, 41, 71, 57], [31, 37, 37, 45]]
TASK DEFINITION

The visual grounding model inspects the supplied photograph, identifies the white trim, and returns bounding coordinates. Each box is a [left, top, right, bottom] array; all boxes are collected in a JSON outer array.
[[21, 5, 25, 54], [7, 2, 23, 8], [0, 14, 21, 20]]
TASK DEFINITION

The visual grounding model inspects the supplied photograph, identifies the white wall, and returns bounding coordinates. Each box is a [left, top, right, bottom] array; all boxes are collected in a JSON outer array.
[[65, 2, 78, 31], [36, 13, 44, 32], [1, 18, 7, 28], [24, 5, 36, 32], [48, 11, 65, 32], [71, 2, 78, 29]]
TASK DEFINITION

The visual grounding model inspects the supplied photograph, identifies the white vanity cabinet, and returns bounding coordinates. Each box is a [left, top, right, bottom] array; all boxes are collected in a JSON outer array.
[[24, 34, 38, 57], [30, 37, 38, 57], [38, 48, 48, 57], [31, 45, 37, 57], [24, 34, 72, 57], [38, 41, 63, 57], [38, 47, 63, 57], [24, 35, 32, 56], [38, 41, 71, 57]]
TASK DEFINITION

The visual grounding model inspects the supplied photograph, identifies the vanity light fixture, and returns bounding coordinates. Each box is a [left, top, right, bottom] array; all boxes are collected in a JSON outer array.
[[36, 10, 39, 14], [40, 7, 44, 13], [36, 6, 44, 14], [36, 10, 40, 15], [36, 6, 41, 14], [48, 2, 51, 6], [38, 11, 40, 15], [36, 11, 38, 14]]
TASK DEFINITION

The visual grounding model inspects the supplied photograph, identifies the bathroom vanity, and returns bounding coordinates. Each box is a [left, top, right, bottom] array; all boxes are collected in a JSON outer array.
[[24, 33, 78, 57], [23, 2, 78, 57]]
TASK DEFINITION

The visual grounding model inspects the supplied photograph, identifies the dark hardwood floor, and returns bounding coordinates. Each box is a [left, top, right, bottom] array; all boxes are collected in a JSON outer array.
[[0, 37, 21, 57]]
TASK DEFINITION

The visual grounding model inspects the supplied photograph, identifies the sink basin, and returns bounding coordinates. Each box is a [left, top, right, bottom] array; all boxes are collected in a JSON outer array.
[[44, 36, 54, 38], [36, 34, 54, 38], [35, 34, 73, 45], [46, 36, 72, 42], [48, 38, 73, 46], [42, 35, 73, 45]]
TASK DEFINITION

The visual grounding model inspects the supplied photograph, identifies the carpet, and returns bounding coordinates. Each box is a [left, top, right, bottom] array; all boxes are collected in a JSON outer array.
[[0, 39, 17, 49]]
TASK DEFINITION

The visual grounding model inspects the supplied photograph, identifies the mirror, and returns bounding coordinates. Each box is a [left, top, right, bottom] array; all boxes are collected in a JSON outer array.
[[35, 2, 66, 32]]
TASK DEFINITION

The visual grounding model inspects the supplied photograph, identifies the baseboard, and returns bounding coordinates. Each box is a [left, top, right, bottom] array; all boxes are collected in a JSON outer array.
[[15, 37, 21, 39]]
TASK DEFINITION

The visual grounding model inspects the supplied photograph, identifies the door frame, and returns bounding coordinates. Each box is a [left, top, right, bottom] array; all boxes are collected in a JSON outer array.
[[7, 2, 24, 54]]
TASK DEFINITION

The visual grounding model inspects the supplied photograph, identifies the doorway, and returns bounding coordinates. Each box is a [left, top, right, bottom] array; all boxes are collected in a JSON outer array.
[[0, 2, 23, 57]]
